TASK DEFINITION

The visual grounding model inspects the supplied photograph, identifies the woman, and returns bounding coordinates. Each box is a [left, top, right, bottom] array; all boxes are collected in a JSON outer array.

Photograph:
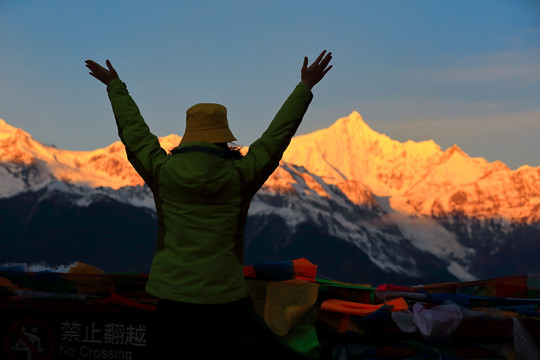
[[85, 50, 332, 359]]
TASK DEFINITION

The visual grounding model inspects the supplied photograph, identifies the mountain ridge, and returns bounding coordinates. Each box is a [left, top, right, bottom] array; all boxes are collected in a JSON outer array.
[[0, 118, 181, 192], [280, 113, 539, 222], [1, 115, 540, 283], [3, 114, 540, 222]]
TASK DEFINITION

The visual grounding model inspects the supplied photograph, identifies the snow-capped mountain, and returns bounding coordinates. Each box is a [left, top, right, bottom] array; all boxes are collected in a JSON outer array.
[[0, 118, 179, 194], [1, 115, 539, 284], [281, 112, 540, 222]]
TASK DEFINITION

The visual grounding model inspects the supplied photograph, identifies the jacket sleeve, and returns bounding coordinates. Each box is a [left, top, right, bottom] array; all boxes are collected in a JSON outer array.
[[240, 82, 313, 193], [107, 78, 167, 187]]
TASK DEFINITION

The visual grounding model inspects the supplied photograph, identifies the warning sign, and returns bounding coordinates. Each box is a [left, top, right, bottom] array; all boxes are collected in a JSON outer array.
[[4, 317, 55, 360], [57, 319, 146, 359], [1, 303, 153, 359]]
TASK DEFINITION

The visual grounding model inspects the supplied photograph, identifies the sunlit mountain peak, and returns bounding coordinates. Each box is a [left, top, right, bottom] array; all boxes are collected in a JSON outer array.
[[283, 111, 443, 195], [0, 118, 23, 138], [0, 118, 182, 190]]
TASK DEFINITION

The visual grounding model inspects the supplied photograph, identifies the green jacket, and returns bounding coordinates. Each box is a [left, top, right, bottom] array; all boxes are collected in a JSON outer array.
[[107, 78, 313, 304]]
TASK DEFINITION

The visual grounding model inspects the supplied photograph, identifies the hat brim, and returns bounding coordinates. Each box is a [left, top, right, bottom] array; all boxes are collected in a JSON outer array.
[[180, 127, 237, 145]]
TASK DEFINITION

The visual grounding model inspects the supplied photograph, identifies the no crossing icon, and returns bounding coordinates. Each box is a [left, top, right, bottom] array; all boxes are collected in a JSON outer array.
[[4, 317, 55, 360]]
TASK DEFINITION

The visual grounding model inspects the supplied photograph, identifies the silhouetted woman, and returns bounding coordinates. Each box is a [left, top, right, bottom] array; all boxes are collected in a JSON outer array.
[[85, 50, 332, 359]]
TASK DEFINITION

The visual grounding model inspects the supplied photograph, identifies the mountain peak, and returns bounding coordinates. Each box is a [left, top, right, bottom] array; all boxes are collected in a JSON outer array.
[[283, 111, 445, 195], [331, 111, 377, 137], [0, 119, 41, 164], [0, 118, 31, 140], [158, 134, 182, 152], [0, 118, 184, 190], [443, 144, 468, 160], [0, 118, 15, 131], [337, 111, 366, 126]]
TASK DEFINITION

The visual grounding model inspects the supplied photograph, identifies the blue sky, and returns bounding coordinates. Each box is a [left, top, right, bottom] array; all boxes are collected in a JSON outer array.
[[1, 0, 539, 169]]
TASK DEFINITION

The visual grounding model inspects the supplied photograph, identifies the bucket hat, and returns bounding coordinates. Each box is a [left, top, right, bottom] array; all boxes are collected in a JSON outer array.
[[180, 103, 237, 145]]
